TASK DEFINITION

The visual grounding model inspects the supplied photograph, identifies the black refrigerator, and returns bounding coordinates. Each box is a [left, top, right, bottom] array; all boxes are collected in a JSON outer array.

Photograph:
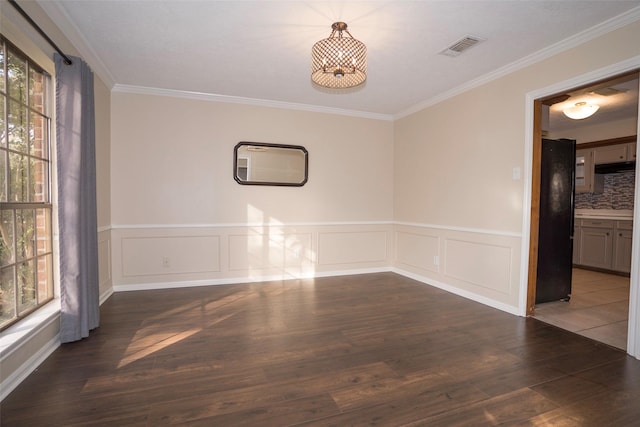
[[535, 138, 576, 304]]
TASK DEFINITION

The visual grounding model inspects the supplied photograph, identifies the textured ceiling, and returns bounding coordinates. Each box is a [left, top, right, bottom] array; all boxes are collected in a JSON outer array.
[[548, 75, 639, 132], [34, 1, 640, 120]]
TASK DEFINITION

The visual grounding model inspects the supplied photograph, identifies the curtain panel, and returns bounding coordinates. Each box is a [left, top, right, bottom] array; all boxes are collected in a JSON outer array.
[[54, 53, 99, 343]]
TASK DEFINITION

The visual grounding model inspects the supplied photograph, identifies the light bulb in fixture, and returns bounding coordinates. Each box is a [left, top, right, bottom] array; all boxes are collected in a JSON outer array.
[[563, 102, 600, 120], [311, 22, 367, 89]]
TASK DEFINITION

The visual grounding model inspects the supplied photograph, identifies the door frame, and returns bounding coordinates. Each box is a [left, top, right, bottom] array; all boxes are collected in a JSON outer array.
[[520, 57, 640, 358]]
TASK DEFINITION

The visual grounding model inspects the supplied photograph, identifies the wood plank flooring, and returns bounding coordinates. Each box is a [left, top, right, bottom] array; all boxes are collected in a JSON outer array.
[[3, 272, 640, 426], [534, 268, 630, 350]]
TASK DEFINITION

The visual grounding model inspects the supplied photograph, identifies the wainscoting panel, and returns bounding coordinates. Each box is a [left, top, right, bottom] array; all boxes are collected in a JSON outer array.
[[228, 232, 313, 272], [393, 223, 521, 311], [318, 231, 388, 266], [444, 239, 512, 295], [395, 231, 440, 273], [121, 235, 221, 277], [110, 223, 520, 310], [111, 224, 393, 290]]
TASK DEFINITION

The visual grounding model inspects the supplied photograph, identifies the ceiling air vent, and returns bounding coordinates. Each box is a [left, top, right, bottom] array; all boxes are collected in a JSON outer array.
[[591, 87, 627, 97], [440, 35, 485, 57]]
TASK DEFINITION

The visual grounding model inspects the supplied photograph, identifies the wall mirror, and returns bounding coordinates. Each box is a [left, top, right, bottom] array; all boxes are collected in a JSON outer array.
[[234, 142, 308, 186]]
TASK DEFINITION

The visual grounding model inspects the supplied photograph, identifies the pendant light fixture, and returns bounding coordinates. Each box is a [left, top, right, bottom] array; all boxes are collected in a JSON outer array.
[[311, 22, 367, 89], [563, 101, 600, 120]]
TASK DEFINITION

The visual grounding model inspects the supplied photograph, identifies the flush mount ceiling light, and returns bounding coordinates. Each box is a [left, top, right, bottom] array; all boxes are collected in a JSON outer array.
[[311, 22, 367, 89], [563, 101, 600, 120]]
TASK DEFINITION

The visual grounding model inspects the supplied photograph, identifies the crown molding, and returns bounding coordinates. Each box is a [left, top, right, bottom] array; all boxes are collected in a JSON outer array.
[[112, 84, 394, 121], [394, 5, 640, 120], [36, 0, 115, 88]]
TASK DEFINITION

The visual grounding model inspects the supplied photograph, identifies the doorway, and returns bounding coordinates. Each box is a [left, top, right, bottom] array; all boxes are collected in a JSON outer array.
[[525, 70, 640, 354]]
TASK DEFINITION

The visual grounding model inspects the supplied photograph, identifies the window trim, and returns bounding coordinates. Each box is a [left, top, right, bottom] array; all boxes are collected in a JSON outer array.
[[1, 34, 56, 331]]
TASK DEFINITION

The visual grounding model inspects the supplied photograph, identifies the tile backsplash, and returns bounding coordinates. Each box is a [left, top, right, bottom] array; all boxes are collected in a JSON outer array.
[[575, 170, 635, 210]]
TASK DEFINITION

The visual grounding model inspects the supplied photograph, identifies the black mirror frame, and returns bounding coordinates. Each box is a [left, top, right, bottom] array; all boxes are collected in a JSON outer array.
[[233, 141, 309, 187]]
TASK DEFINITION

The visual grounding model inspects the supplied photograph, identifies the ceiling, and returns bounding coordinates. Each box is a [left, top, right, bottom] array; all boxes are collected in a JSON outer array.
[[547, 75, 639, 132], [33, 1, 640, 120]]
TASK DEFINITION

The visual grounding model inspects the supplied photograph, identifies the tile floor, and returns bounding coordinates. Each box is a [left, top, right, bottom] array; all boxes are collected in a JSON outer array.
[[534, 268, 630, 350]]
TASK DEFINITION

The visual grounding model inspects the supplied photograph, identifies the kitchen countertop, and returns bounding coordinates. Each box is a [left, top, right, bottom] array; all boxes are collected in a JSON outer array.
[[575, 209, 634, 221]]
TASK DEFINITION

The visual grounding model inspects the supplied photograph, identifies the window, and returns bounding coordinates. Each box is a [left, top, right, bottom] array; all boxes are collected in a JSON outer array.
[[0, 36, 54, 331]]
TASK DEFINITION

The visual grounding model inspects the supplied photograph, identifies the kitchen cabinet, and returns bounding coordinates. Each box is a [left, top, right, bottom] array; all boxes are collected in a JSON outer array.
[[594, 144, 627, 164], [575, 149, 603, 193], [574, 218, 633, 273], [612, 220, 633, 273], [579, 219, 614, 270], [594, 142, 636, 164], [628, 142, 637, 161], [575, 139, 636, 193], [572, 221, 581, 264]]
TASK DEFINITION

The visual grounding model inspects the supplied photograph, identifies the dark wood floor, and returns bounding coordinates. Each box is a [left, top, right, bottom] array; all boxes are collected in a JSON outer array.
[[3, 272, 640, 426]]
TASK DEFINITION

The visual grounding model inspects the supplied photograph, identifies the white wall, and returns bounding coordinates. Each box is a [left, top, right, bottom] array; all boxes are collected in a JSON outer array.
[[110, 92, 395, 289], [392, 68, 527, 311], [393, 20, 640, 314], [95, 76, 113, 300]]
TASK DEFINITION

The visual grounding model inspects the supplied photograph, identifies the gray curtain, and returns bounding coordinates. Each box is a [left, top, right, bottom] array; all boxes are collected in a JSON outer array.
[[55, 53, 99, 343]]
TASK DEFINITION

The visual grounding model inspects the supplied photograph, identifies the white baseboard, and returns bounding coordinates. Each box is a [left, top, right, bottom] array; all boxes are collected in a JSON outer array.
[[112, 267, 392, 292], [391, 267, 521, 316], [99, 288, 114, 305], [0, 333, 60, 402]]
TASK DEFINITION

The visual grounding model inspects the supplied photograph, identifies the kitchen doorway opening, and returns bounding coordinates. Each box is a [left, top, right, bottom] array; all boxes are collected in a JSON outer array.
[[526, 69, 640, 355]]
